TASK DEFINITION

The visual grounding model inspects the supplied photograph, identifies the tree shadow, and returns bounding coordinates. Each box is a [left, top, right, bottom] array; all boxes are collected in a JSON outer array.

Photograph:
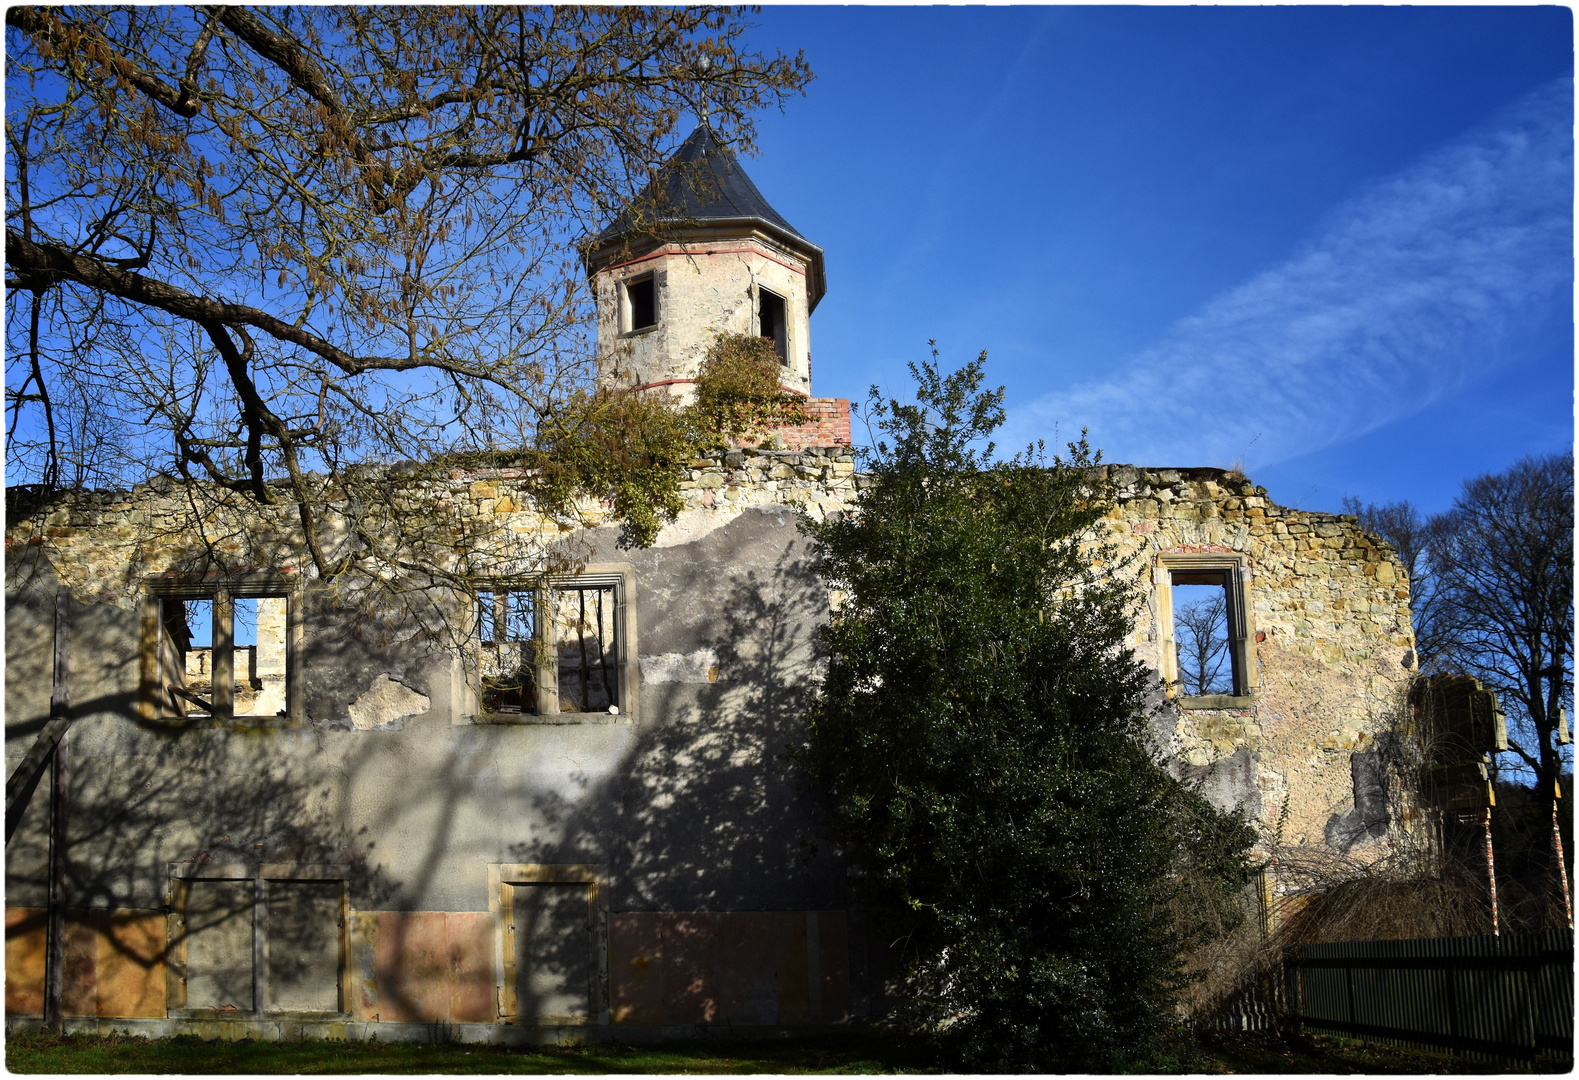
[[508, 511, 845, 906], [499, 509, 855, 1021], [6, 504, 863, 1027], [3, 545, 466, 1022]]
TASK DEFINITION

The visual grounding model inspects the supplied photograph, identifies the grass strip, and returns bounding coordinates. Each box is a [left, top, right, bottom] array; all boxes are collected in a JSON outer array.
[[7, 1028, 1563, 1074]]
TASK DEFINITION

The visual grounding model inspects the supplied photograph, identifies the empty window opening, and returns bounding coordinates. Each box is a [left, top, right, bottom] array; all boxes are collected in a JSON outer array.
[[627, 277, 657, 331], [1172, 571, 1238, 696], [161, 598, 215, 717], [480, 590, 538, 715], [552, 585, 619, 714], [500, 882, 593, 1022], [758, 287, 787, 363], [234, 596, 288, 718], [266, 881, 341, 1013], [475, 573, 631, 720], [147, 580, 298, 722]]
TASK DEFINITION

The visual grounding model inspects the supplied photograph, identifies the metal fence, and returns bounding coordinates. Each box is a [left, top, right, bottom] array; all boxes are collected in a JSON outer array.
[[1287, 930, 1573, 1064]]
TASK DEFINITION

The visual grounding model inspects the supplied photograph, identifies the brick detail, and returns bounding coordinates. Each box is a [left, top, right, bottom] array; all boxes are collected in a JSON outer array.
[[767, 397, 851, 449], [609, 910, 850, 1026]]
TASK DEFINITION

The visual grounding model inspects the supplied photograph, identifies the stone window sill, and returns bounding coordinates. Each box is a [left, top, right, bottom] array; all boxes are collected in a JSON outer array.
[[157, 714, 300, 730], [620, 323, 660, 339], [466, 711, 631, 726], [1176, 694, 1256, 711]]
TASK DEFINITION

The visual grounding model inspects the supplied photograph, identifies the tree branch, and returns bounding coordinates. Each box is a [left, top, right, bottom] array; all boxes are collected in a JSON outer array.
[[7, 7, 205, 118], [6, 230, 490, 379]]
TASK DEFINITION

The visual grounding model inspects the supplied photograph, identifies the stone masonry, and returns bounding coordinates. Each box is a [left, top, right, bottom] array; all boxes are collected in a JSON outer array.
[[1100, 465, 1415, 858], [8, 453, 1409, 855], [5, 446, 865, 607], [4, 450, 1416, 1036]]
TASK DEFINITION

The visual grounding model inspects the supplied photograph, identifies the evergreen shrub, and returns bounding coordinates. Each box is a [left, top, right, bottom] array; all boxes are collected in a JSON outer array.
[[799, 348, 1256, 1071]]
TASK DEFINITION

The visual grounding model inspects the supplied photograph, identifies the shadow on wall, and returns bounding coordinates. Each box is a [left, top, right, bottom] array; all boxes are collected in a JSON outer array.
[[4, 695, 404, 1017], [4, 548, 413, 1019], [502, 511, 854, 1022], [514, 512, 846, 907], [5, 507, 857, 1026]]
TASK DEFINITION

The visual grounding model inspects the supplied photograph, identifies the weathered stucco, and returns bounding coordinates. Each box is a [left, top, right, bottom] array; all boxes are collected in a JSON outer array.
[[5, 451, 1415, 1032], [593, 235, 815, 402], [5, 450, 866, 1031]]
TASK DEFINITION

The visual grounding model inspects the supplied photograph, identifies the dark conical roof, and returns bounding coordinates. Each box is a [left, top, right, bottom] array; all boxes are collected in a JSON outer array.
[[597, 125, 809, 243], [591, 125, 826, 309]]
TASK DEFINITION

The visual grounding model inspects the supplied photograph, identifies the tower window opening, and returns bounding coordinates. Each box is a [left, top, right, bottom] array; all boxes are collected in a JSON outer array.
[[758, 288, 788, 364], [626, 277, 657, 332]]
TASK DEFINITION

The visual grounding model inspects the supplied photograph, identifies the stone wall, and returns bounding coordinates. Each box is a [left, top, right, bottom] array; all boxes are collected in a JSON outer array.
[[3, 447, 862, 610], [4, 451, 1416, 1027], [1101, 465, 1416, 858], [4, 447, 865, 1028], [4, 452, 1411, 861]]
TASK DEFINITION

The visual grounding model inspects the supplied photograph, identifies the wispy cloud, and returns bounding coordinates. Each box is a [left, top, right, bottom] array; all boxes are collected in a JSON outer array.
[[1004, 78, 1572, 469], [874, 12, 1063, 300]]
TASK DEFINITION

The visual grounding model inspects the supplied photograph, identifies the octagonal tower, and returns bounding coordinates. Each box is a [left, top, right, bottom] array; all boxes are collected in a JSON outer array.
[[583, 126, 827, 404]]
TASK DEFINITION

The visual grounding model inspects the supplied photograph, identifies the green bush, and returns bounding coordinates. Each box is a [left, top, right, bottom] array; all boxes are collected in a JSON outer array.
[[531, 387, 714, 548], [798, 347, 1256, 1071], [694, 333, 809, 434], [439, 336, 812, 551]]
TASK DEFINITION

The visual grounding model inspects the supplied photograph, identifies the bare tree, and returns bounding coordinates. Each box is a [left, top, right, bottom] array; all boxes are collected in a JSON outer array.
[[1175, 589, 1230, 696], [1341, 495, 1451, 669], [1427, 454, 1574, 798], [5, 6, 811, 580]]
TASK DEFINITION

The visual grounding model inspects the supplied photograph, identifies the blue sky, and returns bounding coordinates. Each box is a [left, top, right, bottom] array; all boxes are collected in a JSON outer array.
[[733, 6, 1573, 516]]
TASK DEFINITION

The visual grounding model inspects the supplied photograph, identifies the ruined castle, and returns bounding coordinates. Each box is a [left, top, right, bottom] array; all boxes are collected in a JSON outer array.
[[4, 127, 1414, 1040]]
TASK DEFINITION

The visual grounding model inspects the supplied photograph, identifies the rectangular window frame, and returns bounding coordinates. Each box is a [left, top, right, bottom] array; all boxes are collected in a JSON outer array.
[[488, 863, 607, 1026], [466, 565, 639, 725], [477, 588, 541, 716], [1155, 552, 1257, 708], [755, 284, 789, 364], [165, 862, 349, 1020], [140, 572, 304, 726], [621, 274, 659, 336]]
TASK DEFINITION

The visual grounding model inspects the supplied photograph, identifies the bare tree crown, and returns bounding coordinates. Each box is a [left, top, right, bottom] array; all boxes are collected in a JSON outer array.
[[1346, 454, 1573, 795], [6, 6, 810, 524]]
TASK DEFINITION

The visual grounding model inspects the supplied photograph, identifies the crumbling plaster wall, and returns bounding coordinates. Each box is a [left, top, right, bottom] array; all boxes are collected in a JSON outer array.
[[6, 450, 1411, 932], [4, 448, 862, 929], [1100, 465, 1416, 856]]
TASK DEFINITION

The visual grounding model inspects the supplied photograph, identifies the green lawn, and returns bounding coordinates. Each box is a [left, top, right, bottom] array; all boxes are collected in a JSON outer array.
[[7, 1032, 923, 1076], [4, 1028, 1559, 1074]]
